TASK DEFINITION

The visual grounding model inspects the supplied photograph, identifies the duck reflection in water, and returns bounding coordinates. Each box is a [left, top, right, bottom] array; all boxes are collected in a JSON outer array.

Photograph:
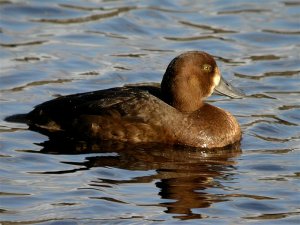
[[37, 139, 241, 220]]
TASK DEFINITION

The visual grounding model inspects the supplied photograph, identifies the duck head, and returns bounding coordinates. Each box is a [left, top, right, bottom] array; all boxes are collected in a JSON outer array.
[[161, 51, 244, 112]]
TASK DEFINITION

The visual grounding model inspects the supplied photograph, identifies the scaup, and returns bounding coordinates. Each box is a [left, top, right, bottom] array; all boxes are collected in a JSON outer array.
[[6, 51, 245, 148]]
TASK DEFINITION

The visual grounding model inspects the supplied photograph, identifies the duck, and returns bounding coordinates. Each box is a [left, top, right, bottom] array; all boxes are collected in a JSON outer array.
[[7, 51, 245, 148]]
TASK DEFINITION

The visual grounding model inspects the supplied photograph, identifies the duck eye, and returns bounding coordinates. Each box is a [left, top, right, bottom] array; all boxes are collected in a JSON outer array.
[[202, 64, 212, 72]]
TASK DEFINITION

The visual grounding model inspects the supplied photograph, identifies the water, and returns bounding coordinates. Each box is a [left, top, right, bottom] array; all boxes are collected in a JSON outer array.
[[0, 0, 299, 224]]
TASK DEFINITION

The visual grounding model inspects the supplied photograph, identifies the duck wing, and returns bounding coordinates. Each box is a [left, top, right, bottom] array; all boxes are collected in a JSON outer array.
[[26, 86, 162, 134]]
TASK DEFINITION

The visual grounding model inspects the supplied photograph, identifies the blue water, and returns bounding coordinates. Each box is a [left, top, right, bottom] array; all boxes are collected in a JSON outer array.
[[0, 0, 300, 224]]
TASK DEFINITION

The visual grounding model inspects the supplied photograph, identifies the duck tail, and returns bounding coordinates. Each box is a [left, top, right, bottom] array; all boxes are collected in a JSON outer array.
[[5, 114, 29, 124]]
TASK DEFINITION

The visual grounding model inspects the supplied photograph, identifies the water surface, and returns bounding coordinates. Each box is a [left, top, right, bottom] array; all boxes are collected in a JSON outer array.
[[0, 0, 300, 224]]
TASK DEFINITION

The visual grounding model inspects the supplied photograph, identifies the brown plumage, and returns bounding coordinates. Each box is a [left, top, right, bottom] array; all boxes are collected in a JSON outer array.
[[6, 51, 244, 148]]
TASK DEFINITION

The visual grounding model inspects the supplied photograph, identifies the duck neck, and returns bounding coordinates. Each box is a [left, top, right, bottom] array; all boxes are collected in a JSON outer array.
[[161, 74, 204, 113]]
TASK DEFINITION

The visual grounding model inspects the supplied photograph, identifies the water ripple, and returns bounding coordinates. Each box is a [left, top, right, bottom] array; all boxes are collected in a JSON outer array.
[[31, 6, 137, 24], [0, 0, 300, 224]]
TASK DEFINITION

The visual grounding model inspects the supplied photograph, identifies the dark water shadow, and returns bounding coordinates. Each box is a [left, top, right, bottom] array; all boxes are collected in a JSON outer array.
[[31, 138, 241, 220], [31, 6, 137, 24]]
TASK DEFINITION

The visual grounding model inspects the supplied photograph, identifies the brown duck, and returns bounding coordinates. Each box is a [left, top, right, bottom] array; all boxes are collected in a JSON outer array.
[[6, 51, 245, 148]]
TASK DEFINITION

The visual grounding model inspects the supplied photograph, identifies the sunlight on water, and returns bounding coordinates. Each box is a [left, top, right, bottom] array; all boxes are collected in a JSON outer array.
[[0, 0, 299, 224]]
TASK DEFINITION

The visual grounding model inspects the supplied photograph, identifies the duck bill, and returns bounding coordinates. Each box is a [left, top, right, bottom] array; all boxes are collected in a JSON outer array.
[[214, 76, 245, 98]]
